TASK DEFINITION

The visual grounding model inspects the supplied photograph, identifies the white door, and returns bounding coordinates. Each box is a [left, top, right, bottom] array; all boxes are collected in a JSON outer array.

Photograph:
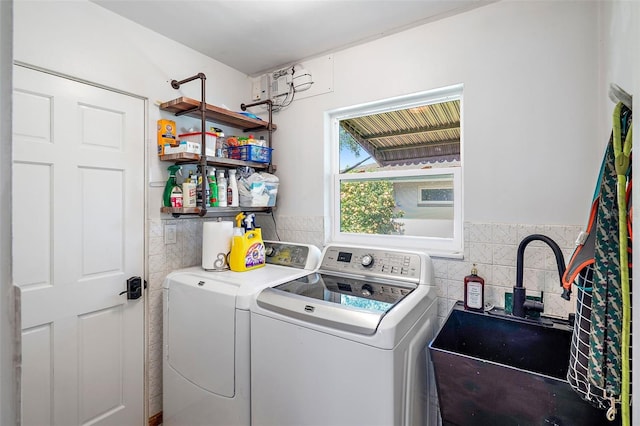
[[12, 65, 145, 426]]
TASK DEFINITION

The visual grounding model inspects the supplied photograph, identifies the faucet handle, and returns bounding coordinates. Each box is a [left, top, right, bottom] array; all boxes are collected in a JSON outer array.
[[523, 299, 544, 312]]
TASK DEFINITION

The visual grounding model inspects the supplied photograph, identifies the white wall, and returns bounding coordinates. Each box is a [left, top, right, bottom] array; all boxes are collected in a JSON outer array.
[[1, 0, 17, 424], [270, 1, 601, 227]]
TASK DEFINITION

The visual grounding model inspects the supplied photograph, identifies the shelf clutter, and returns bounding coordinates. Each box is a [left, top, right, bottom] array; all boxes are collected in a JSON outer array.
[[158, 73, 277, 218]]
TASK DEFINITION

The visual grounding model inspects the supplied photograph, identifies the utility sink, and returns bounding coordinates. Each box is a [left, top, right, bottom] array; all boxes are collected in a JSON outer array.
[[429, 302, 619, 426]]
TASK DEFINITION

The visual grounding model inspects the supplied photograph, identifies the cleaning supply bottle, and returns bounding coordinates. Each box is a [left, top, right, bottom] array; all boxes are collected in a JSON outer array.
[[208, 168, 218, 207], [228, 169, 239, 207], [233, 212, 245, 237], [217, 170, 228, 207], [182, 172, 197, 208], [163, 165, 182, 207], [464, 264, 485, 312], [170, 185, 183, 207], [194, 170, 203, 206], [229, 213, 265, 272]]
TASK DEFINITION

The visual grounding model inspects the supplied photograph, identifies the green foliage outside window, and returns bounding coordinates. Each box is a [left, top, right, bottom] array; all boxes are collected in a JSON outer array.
[[340, 180, 405, 235]]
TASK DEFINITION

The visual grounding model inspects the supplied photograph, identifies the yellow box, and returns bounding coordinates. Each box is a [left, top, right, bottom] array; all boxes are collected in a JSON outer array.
[[157, 119, 177, 155]]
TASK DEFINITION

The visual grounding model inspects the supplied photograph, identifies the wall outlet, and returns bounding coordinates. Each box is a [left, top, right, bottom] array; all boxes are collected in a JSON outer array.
[[164, 224, 177, 244]]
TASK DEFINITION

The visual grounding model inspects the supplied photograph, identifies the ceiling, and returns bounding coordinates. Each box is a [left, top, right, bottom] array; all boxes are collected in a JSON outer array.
[[92, 0, 493, 76]]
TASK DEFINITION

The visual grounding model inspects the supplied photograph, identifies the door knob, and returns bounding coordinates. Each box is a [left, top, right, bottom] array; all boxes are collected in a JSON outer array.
[[119, 276, 145, 300]]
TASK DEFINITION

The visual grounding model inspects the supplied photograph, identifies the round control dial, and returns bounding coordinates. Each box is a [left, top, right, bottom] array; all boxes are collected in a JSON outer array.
[[361, 254, 374, 268]]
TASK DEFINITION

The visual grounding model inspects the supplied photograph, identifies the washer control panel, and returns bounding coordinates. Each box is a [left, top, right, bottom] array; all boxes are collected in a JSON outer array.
[[264, 241, 321, 270], [320, 245, 423, 283]]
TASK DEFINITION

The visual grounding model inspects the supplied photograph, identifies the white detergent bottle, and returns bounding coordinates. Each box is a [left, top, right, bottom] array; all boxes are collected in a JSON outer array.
[[228, 169, 239, 207], [217, 170, 228, 207], [182, 172, 197, 208]]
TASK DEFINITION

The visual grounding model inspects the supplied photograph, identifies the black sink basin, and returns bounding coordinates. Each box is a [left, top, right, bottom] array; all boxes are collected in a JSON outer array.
[[429, 302, 618, 426]]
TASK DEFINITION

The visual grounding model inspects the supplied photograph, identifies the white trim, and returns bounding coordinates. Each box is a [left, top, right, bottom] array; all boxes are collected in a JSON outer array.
[[0, 0, 17, 424], [328, 83, 463, 121], [325, 85, 464, 255], [332, 167, 462, 254]]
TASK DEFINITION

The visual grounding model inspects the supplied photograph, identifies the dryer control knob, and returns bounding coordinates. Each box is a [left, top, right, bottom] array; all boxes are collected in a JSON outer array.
[[361, 254, 374, 268]]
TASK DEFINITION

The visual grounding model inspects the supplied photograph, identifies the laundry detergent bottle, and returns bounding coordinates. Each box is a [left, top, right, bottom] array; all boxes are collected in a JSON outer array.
[[229, 213, 266, 272]]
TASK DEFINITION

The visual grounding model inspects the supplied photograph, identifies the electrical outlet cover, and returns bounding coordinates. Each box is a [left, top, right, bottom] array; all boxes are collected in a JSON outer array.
[[165, 224, 177, 244]]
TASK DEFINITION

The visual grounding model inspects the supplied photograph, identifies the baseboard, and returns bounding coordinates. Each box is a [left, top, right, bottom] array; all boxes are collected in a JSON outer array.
[[149, 411, 162, 426]]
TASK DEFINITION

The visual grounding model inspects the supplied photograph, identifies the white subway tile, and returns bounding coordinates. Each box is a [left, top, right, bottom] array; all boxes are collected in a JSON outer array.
[[491, 223, 518, 245], [469, 242, 493, 264], [468, 223, 492, 243]]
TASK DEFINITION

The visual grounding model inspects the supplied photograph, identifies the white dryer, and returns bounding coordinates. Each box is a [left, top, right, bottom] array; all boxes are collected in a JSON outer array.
[[250, 244, 438, 426], [162, 241, 320, 426]]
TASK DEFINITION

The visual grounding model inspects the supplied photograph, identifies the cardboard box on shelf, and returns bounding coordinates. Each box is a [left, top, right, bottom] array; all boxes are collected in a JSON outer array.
[[163, 141, 216, 156]]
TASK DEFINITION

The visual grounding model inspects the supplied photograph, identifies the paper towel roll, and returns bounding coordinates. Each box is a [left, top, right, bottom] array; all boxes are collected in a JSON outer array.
[[202, 221, 233, 271]]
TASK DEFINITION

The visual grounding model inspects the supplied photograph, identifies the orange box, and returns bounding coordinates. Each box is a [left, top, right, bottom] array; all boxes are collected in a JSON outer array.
[[157, 119, 177, 155]]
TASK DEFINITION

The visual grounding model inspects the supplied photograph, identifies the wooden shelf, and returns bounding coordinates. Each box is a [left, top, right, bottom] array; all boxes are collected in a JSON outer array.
[[159, 91, 277, 217], [161, 206, 272, 218], [159, 97, 276, 132], [159, 153, 272, 170]]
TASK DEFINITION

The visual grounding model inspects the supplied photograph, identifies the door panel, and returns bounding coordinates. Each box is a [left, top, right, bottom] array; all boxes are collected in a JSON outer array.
[[12, 162, 52, 289], [81, 167, 124, 275], [21, 324, 53, 426], [13, 89, 52, 144], [78, 305, 124, 424], [13, 65, 145, 426]]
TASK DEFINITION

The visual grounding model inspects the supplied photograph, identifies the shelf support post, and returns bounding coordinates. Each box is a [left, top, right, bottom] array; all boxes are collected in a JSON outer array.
[[170, 73, 208, 216], [241, 99, 274, 150]]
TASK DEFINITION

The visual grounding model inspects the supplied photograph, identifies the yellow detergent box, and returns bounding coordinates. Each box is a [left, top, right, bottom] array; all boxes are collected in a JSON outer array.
[[157, 119, 177, 155]]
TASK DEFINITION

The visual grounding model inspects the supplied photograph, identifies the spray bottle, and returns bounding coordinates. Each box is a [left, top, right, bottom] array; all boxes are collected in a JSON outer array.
[[163, 165, 182, 207], [208, 168, 218, 207]]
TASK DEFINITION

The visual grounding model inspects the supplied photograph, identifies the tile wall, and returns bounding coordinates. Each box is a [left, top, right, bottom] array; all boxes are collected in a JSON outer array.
[[146, 217, 582, 417]]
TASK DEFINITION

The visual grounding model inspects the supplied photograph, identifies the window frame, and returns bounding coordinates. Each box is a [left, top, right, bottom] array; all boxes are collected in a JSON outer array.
[[325, 84, 464, 256]]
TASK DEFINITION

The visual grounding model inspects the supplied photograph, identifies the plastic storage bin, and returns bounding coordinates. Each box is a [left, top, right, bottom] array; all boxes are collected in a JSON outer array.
[[227, 145, 272, 163], [179, 132, 217, 146]]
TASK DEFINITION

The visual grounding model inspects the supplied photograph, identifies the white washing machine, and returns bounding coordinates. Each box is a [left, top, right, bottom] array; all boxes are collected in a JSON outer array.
[[250, 244, 438, 426], [162, 241, 321, 426]]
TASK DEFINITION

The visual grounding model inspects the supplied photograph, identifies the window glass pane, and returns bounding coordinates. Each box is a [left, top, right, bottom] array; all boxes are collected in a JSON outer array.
[[339, 127, 375, 172], [339, 173, 455, 238], [329, 84, 463, 253], [338, 99, 460, 173]]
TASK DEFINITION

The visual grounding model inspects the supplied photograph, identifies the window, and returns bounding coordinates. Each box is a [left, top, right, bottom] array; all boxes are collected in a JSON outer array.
[[418, 178, 454, 206], [326, 85, 463, 255]]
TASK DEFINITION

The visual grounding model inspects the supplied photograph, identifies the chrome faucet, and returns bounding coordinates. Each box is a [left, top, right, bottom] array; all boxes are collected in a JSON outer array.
[[513, 234, 566, 318]]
